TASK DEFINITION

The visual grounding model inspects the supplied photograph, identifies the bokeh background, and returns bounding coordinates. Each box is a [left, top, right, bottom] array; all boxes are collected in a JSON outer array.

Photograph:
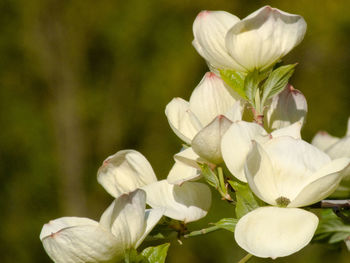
[[1, 0, 350, 262]]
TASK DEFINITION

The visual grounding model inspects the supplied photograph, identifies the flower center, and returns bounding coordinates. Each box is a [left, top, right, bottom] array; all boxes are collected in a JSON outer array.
[[275, 196, 291, 207]]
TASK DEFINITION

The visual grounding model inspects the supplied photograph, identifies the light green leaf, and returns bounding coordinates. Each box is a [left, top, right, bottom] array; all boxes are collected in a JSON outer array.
[[199, 163, 219, 189], [261, 64, 296, 106], [124, 249, 148, 263], [213, 218, 238, 232], [141, 243, 170, 263], [220, 69, 247, 99], [244, 70, 260, 105], [314, 209, 350, 244], [228, 180, 262, 218]]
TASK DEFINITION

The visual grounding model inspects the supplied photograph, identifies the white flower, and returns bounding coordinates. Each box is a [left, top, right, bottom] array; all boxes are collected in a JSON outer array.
[[245, 137, 349, 207], [311, 117, 350, 195], [40, 189, 163, 263], [193, 6, 307, 72], [265, 84, 308, 131], [312, 117, 350, 160], [221, 120, 302, 182], [234, 137, 349, 259], [97, 150, 211, 223], [165, 72, 243, 184], [235, 206, 318, 259]]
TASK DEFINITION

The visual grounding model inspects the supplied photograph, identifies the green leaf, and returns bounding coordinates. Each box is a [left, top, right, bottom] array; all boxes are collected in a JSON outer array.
[[124, 249, 148, 263], [261, 64, 296, 106], [141, 243, 170, 263], [228, 180, 262, 218], [314, 209, 350, 244], [244, 70, 260, 105], [220, 69, 247, 99], [199, 163, 219, 189], [213, 218, 238, 232]]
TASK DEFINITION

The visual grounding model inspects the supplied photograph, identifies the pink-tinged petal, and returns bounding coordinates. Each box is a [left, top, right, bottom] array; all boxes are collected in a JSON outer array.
[[189, 72, 241, 126], [97, 150, 157, 198], [40, 217, 121, 263], [193, 11, 244, 71], [266, 84, 308, 131], [226, 6, 307, 71]]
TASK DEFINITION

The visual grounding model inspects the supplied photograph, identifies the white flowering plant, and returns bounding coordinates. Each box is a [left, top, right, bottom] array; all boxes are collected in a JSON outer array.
[[40, 5, 350, 263]]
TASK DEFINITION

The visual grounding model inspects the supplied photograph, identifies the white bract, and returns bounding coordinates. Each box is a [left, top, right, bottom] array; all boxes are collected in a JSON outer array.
[[97, 150, 211, 223], [234, 137, 349, 258], [193, 6, 307, 72], [235, 207, 318, 259], [40, 189, 163, 263], [266, 84, 308, 131], [221, 120, 302, 182], [312, 117, 350, 195], [312, 117, 350, 161], [245, 137, 349, 207], [165, 72, 243, 184]]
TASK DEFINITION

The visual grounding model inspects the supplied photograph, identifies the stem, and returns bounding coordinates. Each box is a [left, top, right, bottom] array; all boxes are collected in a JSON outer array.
[[217, 166, 233, 202], [218, 167, 225, 193], [251, 107, 264, 127], [184, 225, 220, 238], [310, 199, 350, 208], [238, 253, 253, 263]]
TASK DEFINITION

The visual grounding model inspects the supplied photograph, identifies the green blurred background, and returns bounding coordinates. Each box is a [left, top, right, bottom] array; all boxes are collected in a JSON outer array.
[[1, 0, 350, 262]]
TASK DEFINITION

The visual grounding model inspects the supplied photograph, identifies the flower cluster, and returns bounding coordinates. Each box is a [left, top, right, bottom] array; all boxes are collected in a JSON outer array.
[[40, 5, 350, 262]]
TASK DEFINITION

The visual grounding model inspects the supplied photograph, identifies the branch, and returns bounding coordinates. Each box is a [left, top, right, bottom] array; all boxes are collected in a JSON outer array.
[[310, 199, 350, 208]]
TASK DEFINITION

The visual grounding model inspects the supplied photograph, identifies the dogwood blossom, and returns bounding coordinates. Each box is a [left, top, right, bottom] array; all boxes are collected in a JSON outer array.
[[97, 150, 211, 223], [165, 72, 242, 184], [234, 137, 349, 258], [193, 6, 306, 72], [312, 117, 350, 196], [40, 189, 163, 263]]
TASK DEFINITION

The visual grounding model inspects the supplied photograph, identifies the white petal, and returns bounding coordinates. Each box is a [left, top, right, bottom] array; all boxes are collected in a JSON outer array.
[[173, 147, 204, 169], [221, 121, 269, 182], [165, 98, 202, 144], [270, 121, 302, 139], [235, 207, 318, 259], [167, 161, 201, 185], [192, 10, 244, 71], [326, 136, 350, 159], [40, 217, 121, 263], [226, 6, 307, 71], [223, 99, 244, 122], [311, 131, 340, 152], [266, 84, 308, 130], [142, 180, 211, 223], [100, 189, 147, 250], [136, 208, 164, 248], [97, 150, 157, 198], [290, 158, 350, 207], [189, 72, 241, 126], [244, 141, 279, 204], [192, 115, 232, 164], [258, 137, 333, 202]]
